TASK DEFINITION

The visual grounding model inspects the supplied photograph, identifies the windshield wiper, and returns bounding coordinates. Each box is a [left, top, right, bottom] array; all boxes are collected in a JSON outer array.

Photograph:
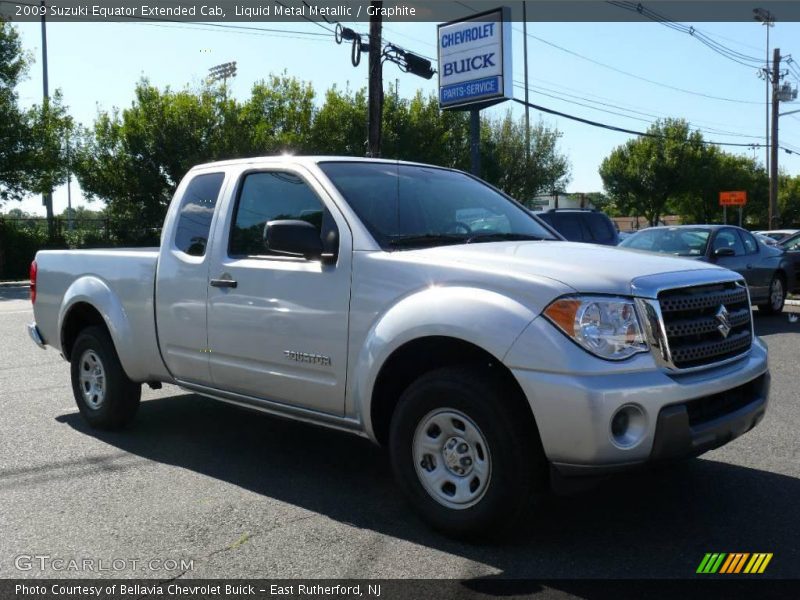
[[387, 234, 469, 249], [465, 233, 546, 244]]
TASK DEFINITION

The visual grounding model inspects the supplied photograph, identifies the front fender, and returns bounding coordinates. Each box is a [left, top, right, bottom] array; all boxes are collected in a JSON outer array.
[[349, 286, 538, 441], [59, 276, 139, 379]]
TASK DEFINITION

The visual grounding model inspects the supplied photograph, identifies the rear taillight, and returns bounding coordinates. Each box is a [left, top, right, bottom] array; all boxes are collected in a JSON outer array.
[[29, 260, 37, 304]]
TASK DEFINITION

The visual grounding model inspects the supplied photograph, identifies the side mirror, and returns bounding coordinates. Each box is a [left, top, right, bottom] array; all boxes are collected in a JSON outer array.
[[264, 220, 323, 261], [264, 220, 336, 263], [713, 247, 736, 258]]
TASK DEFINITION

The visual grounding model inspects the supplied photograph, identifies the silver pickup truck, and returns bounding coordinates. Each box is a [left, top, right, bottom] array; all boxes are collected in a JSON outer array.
[[28, 156, 769, 537]]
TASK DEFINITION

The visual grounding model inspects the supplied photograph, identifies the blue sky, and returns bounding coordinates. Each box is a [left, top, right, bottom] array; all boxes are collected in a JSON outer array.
[[10, 14, 800, 215]]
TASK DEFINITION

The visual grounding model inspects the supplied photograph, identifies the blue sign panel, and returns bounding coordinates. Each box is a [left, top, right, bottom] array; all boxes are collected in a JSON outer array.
[[440, 76, 501, 105]]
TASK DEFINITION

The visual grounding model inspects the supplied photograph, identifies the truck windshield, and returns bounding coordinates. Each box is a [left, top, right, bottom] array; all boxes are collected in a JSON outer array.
[[318, 162, 556, 250]]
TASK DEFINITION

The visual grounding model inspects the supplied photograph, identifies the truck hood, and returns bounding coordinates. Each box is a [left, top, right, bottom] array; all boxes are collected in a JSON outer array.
[[403, 241, 729, 297]]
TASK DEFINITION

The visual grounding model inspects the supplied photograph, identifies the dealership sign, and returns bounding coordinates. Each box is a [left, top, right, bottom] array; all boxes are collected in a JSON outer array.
[[437, 7, 512, 110]]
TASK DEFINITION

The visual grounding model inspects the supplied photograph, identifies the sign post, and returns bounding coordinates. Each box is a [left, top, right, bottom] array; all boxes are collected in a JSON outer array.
[[438, 7, 512, 175], [719, 191, 747, 227]]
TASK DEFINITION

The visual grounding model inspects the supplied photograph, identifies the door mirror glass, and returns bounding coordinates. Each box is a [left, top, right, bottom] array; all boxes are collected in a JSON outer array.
[[264, 220, 326, 261]]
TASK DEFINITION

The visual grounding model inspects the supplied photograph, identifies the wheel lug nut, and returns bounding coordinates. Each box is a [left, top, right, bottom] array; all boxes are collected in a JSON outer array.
[[461, 457, 472, 466], [458, 443, 468, 453]]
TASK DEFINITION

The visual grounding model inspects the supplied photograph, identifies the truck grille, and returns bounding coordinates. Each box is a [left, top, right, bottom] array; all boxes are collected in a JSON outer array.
[[657, 281, 752, 369]]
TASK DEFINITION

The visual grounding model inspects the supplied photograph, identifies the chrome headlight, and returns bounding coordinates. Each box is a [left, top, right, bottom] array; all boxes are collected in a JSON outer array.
[[544, 296, 648, 360]]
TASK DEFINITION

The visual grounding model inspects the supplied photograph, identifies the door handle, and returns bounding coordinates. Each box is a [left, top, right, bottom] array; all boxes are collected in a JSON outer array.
[[746, 264, 754, 269], [210, 278, 237, 289]]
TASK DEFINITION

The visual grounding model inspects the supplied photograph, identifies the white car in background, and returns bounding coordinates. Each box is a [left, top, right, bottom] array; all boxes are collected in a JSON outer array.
[[755, 230, 799, 243]]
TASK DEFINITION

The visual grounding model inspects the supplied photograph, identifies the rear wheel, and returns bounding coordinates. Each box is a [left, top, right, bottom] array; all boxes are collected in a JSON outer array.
[[389, 366, 546, 539], [70, 326, 141, 429], [759, 274, 785, 314]]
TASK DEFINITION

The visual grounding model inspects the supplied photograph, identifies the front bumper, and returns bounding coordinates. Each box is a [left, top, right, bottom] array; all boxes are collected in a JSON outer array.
[[509, 325, 769, 475]]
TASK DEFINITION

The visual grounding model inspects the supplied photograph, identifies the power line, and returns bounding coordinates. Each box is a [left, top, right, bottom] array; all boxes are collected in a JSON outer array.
[[511, 96, 799, 153], [608, 1, 765, 68], [453, 0, 764, 106], [520, 31, 762, 105], [274, 0, 334, 33], [517, 75, 768, 134], [0, 0, 334, 39], [513, 80, 766, 141]]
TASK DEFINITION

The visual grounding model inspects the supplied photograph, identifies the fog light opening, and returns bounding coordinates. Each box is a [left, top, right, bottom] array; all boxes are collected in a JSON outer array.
[[610, 405, 646, 448]]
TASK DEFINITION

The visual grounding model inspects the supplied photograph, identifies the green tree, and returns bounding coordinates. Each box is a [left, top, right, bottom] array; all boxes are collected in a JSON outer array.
[[243, 73, 315, 153], [482, 112, 571, 202], [779, 174, 800, 226], [0, 19, 30, 204], [310, 85, 368, 155], [599, 119, 708, 226], [1, 19, 73, 210], [668, 149, 767, 226], [74, 81, 224, 230], [76, 77, 571, 233]]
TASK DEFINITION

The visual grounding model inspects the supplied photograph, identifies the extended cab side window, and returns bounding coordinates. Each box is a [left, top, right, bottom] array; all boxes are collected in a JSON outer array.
[[174, 172, 225, 257], [229, 171, 336, 257]]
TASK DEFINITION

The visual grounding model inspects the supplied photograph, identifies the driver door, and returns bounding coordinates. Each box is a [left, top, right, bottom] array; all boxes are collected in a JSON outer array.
[[205, 167, 352, 416], [710, 228, 752, 287]]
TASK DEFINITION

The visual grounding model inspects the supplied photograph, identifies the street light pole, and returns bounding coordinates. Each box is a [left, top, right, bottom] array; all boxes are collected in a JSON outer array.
[[207, 62, 237, 101]]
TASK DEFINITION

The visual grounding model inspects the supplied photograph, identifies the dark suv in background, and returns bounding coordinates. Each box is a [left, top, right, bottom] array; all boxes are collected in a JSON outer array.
[[535, 208, 619, 246]]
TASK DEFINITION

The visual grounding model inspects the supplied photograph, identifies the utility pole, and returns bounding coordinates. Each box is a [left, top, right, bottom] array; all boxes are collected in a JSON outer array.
[[41, 0, 54, 240], [367, 1, 383, 157], [753, 8, 774, 184], [769, 47, 780, 229], [522, 1, 530, 158], [470, 109, 480, 175], [66, 129, 73, 231]]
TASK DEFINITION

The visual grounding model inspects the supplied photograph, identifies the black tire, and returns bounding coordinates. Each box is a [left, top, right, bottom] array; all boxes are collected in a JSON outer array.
[[389, 366, 546, 539], [758, 273, 786, 314], [70, 326, 141, 430]]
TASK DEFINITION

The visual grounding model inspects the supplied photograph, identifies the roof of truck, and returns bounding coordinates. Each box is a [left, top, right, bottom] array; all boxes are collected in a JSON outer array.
[[191, 155, 434, 170]]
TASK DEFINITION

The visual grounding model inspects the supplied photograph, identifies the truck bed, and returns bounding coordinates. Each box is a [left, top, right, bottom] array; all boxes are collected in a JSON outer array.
[[32, 248, 171, 382]]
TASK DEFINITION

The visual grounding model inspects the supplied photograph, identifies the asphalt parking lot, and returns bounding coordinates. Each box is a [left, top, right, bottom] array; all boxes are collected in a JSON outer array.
[[1, 285, 798, 581]]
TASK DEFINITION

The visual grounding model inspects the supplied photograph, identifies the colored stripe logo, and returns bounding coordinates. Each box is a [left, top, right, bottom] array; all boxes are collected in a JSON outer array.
[[697, 553, 773, 574]]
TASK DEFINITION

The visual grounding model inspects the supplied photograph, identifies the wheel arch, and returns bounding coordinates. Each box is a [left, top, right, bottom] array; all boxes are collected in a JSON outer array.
[[58, 276, 136, 378], [369, 335, 540, 449]]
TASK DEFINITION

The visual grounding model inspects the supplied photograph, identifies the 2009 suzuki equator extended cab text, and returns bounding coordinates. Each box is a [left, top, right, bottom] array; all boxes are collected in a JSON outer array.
[[28, 157, 769, 537]]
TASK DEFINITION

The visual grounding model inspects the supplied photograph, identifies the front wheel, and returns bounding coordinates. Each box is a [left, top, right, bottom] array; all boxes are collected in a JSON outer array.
[[389, 366, 546, 539], [758, 274, 785, 314], [70, 326, 141, 429]]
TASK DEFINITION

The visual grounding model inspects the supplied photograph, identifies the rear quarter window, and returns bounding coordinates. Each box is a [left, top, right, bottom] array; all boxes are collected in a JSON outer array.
[[174, 172, 225, 257]]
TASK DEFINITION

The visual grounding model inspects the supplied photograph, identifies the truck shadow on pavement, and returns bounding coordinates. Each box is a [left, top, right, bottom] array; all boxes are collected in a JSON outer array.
[[57, 391, 799, 580]]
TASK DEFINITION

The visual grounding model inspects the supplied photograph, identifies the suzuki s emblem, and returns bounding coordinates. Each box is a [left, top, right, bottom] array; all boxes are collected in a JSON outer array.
[[716, 305, 732, 338]]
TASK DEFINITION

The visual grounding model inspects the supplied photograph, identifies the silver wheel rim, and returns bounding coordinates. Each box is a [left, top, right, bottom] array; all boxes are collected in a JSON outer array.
[[412, 409, 492, 510], [78, 350, 106, 410], [771, 278, 784, 310]]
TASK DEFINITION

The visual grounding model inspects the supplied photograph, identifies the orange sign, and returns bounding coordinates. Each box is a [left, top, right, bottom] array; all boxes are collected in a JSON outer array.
[[719, 191, 747, 206]]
